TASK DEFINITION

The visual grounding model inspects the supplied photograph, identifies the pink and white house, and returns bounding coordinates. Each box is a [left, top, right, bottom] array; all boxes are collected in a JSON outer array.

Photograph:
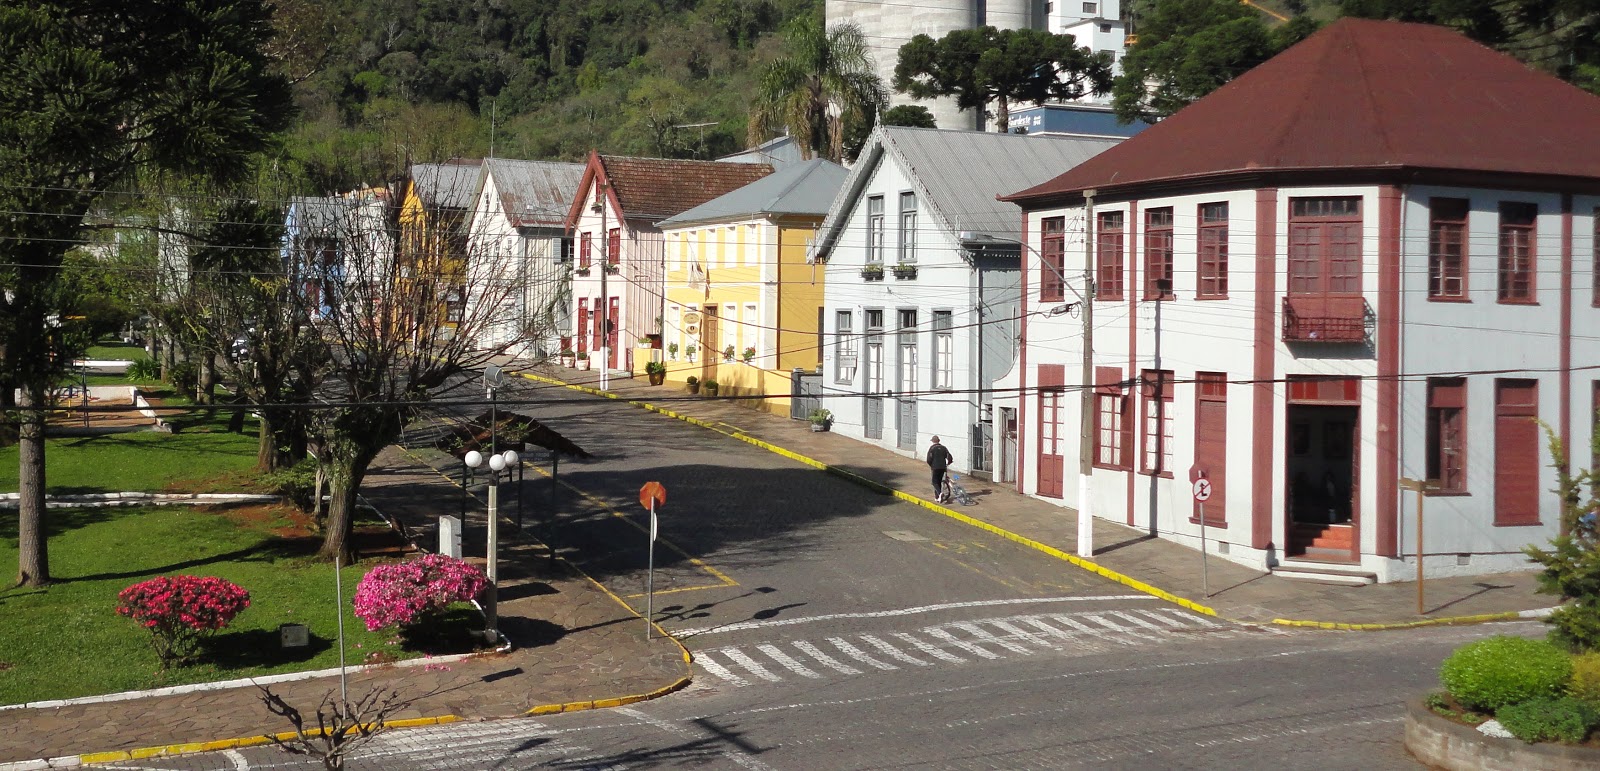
[[1000, 19, 1600, 583], [565, 154, 771, 373]]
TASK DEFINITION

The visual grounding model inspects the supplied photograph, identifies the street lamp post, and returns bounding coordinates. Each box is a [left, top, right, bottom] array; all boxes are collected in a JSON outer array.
[[463, 447, 519, 642]]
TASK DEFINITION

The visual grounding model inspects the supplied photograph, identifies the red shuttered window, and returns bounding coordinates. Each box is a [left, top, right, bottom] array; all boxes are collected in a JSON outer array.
[[1197, 203, 1228, 299], [1094, 366, 1131, 470], [1144, 208, 1175, 300], [1041, 216, 1066, 302], [1193, 372, 1227, 524], [1142, 369, 1174, 476], [1426, 378, 1467, 493], [1494, 379, 1540, 525], [1096, 211, 1124, 301], [1429, 198, 1468, 300], [579, 232, 592, 269], [1498, 203, 1536, 303]]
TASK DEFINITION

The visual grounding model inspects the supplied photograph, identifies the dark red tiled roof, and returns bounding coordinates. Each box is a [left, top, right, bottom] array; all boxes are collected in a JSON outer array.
[[1006, 18, 1600, 204], [598, 155, 773, 220]]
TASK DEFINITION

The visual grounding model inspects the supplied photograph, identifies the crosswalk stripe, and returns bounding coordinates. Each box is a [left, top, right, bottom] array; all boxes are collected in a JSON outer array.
[[1108, 610, 1170, 633], [792, 640, 862, 675], [1129, 608, 1191, 628], [922, 627, 1001, 659], [1080, 613, 1161, 642], [987, 619, 1058, 649], [697, 655, 750, 687], [1147, 607, 1222, 627], [719, 647, 783, 681], [890, 631, 967, 663], [950, 621, 1034, 654], [1046, 613, 1120, 642], [1018, 615, 1081, 643], [828, 637, 898, 670], [757, 644, 821, 679], [858, 634, 933, 666]]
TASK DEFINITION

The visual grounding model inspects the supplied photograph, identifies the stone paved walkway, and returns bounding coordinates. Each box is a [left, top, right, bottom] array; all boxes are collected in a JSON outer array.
[[0, 447, 687, 765], [511, 359, 1554, 627]]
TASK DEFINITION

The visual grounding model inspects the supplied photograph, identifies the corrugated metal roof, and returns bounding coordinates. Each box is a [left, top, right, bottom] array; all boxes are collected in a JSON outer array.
[[411, 160, 482, 210], [597, 155, 774, 220], [811, 127, 1122, 260], [1007, 18, 1600, 204], [719, 135, 807, 170], [481, 158, 585, 228], [657, 159, 847, 228], [288, 196, 343, 235]]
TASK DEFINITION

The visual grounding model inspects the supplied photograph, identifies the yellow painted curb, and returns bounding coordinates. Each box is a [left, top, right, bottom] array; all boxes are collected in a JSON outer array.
[[520, 369, 1543, 633], [75, 716, 462, 764], [520, 677, 693, 718]]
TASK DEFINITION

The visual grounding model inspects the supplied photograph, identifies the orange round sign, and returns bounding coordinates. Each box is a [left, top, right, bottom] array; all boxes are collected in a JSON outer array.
[[639, 481, 667, 510]]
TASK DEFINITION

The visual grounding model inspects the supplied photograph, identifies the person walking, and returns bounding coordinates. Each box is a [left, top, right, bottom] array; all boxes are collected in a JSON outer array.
[[926, 436, 954, 502]]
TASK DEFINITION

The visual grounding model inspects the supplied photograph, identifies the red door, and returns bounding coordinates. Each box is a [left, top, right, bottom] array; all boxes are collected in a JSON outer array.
[[1494, 379, 1540, 526], [576, 300, 589, 354], [1037, 364, 1066, 498], [608, 297, 620, 370], [1193, 373, 1227, 525]]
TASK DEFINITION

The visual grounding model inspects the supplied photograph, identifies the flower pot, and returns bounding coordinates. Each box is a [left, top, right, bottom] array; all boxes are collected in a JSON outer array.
[[810, 422, 830, 432], [577, 359, 591, 370], [560, 356, 574, 367], [704, 385, 719, 397], [687, 383, 700, 395], [648, 371, 666, 386]]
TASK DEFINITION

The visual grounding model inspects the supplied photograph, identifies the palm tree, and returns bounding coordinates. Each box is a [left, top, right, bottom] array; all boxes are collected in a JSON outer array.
[[749, 19, 888, 163]]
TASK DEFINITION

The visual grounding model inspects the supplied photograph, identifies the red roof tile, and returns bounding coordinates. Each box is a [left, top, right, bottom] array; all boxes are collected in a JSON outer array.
[[1005, 18, 1600, 204], [596, 155, 773, 220]]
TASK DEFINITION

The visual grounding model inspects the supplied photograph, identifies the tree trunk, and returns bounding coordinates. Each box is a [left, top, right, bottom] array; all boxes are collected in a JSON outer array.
[[257, 409, 277, 472], [995, 96, 1011, 133], [200, 354, 217, 408], [320, 446, 377, 563], [15, 380, 49, 587]]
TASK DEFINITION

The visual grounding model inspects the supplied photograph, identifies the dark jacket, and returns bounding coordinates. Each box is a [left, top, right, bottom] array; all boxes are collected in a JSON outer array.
[[926, 443, 953, 470]]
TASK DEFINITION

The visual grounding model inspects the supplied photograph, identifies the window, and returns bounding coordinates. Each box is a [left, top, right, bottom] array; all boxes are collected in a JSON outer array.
[[1429, 199, 1468, 300], [835, 310, 857, 383], [1039, 365, 1067, 498], [1094, 366, 1132, 469], [1594, 209, 1600, 306], [445, 285, 467, 323], [1144, 208, 1174, 300], [865, 310, 884, 392], [933, 310, 953, 389], [1082, 2, 1097, 12], [559, 236, 574, 263], [1498, 202, 1536, 303], [1288, 197, 1362, 296], [607, 228, 621, 265], [579, 232, 592, 269], [1193, 373, 1227, 523], [743, 303, 758, 360], [867, 195, 885, 263], [1041, 216, 1066, 301], [897, 309, 917, 394], [1494, 379, 1540, 525], [1197, 203, 1228, 298], [899, 192, 918, 263], [1426, 378, 1467, 493], [1142, 369, 1174, 475], [1096, 211, 1125, 300]]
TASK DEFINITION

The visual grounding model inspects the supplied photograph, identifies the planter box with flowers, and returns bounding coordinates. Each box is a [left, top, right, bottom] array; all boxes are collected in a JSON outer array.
[[646, 360, 667, 386], [809, 408, 833, 432], [893, 262, 918, 280], [861, 263, 885, 281], [685, 345, 698, 363], [685, 376, 700, 394], [575, 352, 591, 370], [604, 263, 620, 274], [723, 345, 736, 363], [703, 379, 720, 397], [559, 348, 575, 367], [668, 342, 680, 361], [742, 346, 756, 364]]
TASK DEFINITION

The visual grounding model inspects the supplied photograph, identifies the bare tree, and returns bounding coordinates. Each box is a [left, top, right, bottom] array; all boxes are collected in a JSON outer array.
[[258, 685, 411, 770]]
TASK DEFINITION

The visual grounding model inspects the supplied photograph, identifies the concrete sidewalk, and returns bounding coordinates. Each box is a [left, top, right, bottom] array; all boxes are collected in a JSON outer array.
[[0, 446, 689, 766], [511, 360, 1555, 629]]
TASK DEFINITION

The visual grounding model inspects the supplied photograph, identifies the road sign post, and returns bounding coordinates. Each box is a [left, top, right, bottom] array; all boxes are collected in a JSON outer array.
[[1400, 477, 1432, 615], [639, 481, 667, 639], [1193, 475, 1213, 598]]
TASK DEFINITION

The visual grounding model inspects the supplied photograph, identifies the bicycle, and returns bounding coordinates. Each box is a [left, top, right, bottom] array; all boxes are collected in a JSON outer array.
[[941, 473, 976, 506]]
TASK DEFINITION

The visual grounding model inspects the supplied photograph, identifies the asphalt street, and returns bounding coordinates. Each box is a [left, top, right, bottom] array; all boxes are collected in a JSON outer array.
[[95, 379, 1522, 769]]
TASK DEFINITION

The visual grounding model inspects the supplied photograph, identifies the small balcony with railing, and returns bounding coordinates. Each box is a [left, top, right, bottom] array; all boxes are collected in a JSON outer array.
[[1282, 295, 1374, 345]]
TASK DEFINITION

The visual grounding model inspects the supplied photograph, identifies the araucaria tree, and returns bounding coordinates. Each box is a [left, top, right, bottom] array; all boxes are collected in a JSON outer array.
[[749, 18, 888, 163], [0, 0, 294, 587], [894, 26, 1113, 132], [1525, 427, 1600, 652]]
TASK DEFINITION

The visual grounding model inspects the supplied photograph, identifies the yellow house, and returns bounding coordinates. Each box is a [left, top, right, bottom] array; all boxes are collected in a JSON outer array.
[[654, 159, 847, 414], [396, 160, 481, 339]]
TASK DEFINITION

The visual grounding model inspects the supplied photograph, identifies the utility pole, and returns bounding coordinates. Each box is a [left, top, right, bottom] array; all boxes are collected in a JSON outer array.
[[596, 182, 610, 391], [1076, 189, 1097, 559]]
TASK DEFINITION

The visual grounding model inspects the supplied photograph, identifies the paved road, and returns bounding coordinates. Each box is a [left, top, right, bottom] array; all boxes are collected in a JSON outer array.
[[95, 382, 1492, 769], [103, 620, 1533, 769]]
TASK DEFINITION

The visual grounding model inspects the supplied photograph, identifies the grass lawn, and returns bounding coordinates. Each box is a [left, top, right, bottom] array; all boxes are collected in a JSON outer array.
[[83, 341, 150, 361], [0, 504, 472, 705], [0, 395, 263, 495]]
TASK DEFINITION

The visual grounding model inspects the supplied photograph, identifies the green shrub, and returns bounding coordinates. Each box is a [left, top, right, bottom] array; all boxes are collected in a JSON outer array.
[[1496, 696, 1600, 744], [261, 456, 319, 511], [125, 358, 160, 382], [1440, 636, 1572, 712], [168, 360, 199, 395], [1571, 653, 1600, 704]]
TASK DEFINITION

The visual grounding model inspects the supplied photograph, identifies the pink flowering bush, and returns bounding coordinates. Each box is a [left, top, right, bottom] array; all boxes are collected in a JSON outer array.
[[351, 554, 487, 633], [116, 575, 251, 667]]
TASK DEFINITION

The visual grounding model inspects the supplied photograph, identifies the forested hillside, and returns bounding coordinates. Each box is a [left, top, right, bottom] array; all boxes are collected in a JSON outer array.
[[282, 0, 819, 191]]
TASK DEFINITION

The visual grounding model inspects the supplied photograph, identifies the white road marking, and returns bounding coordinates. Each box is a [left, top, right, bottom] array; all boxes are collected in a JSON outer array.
[[890, 631, 967, 663], [1108, 609, 1170, 633], [792, 640, 862, 675], [676, 595, 1157, 636], [1130, 608, 1191, 628], [1018, 615, 1080, 643], [1078, 613, 1161, 642], [949, 621, 1034, 655], [987, 619, 1058, 649], [224, 749, 250, 770], [757, 644, 821, 679], [922, 627, 1001, 659], [828, 637, 898, 670], [1147, 607, 1222, 627], [718, 647, 783, 682], [858, 634, 932, 666], [616, 707, 777, 771], [697, 655, 751, 686]]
